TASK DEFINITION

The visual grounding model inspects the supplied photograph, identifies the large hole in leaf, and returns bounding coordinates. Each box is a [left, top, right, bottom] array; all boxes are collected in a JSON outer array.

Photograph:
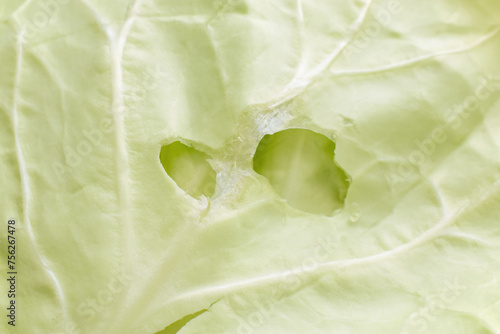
[[160, 142, 216, 198], [253, 129, 349, 215]]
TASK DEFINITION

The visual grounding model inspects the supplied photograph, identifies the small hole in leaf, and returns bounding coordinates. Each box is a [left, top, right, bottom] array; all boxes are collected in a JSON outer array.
[[160, 142, 216, 198], [154, 308, 207, 334], [253, 129, 349, 216]]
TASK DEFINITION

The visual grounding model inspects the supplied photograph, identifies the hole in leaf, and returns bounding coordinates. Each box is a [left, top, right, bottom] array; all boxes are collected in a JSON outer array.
[[154, 309, 207, 334], [160, 142, 216, 198], [253, 129, 349, 216]]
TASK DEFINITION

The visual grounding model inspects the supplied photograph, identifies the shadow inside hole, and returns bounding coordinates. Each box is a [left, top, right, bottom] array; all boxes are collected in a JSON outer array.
[[160, 142, 216, 198], [253, 129, 349, 216]]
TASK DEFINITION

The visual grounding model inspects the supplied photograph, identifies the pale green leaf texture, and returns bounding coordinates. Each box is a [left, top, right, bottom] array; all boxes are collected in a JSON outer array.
[[1, 0, 500, 334]]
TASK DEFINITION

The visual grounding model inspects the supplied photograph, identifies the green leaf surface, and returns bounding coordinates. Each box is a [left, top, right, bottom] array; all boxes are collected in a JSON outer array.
[[1, 0, 500, 334]]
